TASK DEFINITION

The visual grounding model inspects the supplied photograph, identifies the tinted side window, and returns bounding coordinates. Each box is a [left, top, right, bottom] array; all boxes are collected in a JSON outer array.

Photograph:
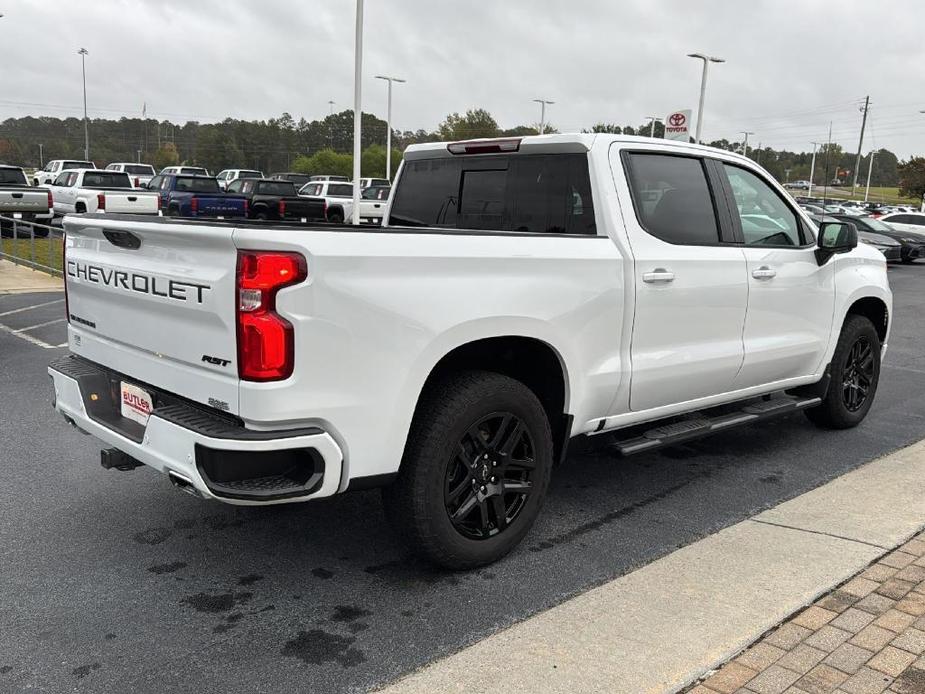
[[625, 153, 720, 245], [723, 164, 803, 247], [389, 154, 596, 234], [148, 176, 162, 190]]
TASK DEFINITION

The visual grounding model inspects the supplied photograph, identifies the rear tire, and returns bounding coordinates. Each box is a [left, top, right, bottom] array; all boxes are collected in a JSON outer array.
[[805, 314, 881, 429], [327, 209, 344, 224], [382, 370, 553, 570]]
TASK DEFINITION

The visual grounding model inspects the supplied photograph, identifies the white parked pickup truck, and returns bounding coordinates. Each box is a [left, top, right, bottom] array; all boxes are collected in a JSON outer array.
[[33, 159, 95, 187], [50, 134, 891, 569], [105, 162, 157, 189], [50, 169, 160, 216], [297, 180, 387, 224]]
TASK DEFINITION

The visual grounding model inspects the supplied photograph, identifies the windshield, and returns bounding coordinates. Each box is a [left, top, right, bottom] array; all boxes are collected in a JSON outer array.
[[122, 164, 155, 175], [179, 167, 209, 176], [0, 168, 28, 185], [175, 176, 220, 193], [239, 170, 262, 179], [82, 172, 132, 188], [63, 161, 94, 170], [863, 217, 895, 232]]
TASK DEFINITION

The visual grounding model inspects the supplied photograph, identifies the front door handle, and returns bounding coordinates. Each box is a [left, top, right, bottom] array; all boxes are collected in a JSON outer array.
[[752, 266, 777, 280], [642, 268, 675, 283]]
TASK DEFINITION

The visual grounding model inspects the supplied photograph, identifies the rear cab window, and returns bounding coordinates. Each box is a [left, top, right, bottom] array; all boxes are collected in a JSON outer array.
[[81, 172, 132, 188], [389, 153, 596, 235], [0, 168, 28, 185]]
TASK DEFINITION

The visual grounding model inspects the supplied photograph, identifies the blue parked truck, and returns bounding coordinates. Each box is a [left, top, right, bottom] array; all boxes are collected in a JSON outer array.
[[145, 173, 248, 218]]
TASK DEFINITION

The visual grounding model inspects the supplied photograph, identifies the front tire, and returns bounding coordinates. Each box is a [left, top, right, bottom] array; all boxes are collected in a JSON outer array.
[[805, 314, 881, 429], [382, 371, 553, 569]]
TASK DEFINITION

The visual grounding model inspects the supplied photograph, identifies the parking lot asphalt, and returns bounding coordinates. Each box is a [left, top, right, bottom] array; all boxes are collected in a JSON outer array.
[[2, 265, 925, 694]]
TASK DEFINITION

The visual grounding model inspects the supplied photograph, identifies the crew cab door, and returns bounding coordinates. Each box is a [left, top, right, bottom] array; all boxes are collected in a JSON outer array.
[[718, 163, 836, 387], [616, 149, 748, 412]]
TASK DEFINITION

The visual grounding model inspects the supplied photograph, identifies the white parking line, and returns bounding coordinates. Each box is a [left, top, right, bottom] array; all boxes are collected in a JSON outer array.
[[15, 318, 65, 333], [0, 298, 64, 317], [0, 321, 62, 349]]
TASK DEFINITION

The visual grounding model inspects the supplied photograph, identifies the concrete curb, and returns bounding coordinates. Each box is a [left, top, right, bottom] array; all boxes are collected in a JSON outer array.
[[0, 259, 64, 294], [376, 439, 925, 694]]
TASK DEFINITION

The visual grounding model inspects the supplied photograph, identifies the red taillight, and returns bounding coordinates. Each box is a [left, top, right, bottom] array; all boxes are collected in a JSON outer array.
[[97, 193, 105, 211], [278, 199, 286, 218], [447, 138, 521, 155], [134, 177, 140, 188], [236, 251, 307, 381], [190, 197, 198, 216], [46, 190, 53, 210]]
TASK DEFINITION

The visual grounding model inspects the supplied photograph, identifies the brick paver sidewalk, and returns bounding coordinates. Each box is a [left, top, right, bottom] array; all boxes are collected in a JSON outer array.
[[688, 531, 925, 694]]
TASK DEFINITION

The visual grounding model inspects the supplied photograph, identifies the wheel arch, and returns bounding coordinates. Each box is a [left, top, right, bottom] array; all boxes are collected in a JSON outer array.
[[413, 334, 573, 465], [846, 296, 889, 343]]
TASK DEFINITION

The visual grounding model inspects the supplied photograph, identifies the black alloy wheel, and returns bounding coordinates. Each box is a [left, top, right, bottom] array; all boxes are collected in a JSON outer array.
[[444, 413, 535, 541], [842, 336, 874, 412]]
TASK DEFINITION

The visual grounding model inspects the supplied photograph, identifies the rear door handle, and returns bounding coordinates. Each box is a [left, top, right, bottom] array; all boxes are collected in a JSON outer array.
[[642, 269, 675, 283], [752, 266, 777, 279]]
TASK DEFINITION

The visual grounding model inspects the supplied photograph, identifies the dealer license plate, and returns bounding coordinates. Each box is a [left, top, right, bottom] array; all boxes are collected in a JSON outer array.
[[120, 381, 153, 426]]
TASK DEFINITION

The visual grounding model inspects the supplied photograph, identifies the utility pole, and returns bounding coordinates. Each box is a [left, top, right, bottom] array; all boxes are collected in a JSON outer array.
[[38, 143, 43, 167], [687, 53, 725, 144], [755, 142, 762, 165], [328, 100, 335, 116], [740, 131, 754, 157], [375, 75, 406, 181], [328, 100, 335, 148], [852, 96, 869, 193], [136, 149, 141, 163], [351, 0, 363, 226], [645, 116, 663, 138], [532, 99, 554, 135], [808, 141, 820, 198], [78, 48, 89, 160], [864, 150, 877, 202]]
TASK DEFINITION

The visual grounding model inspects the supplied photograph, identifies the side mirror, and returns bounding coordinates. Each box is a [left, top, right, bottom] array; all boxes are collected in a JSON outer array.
[[815, 220, 858, 265]]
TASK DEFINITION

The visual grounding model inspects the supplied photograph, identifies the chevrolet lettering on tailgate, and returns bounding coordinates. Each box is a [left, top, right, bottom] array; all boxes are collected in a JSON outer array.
[[66, 260, 211, 304]]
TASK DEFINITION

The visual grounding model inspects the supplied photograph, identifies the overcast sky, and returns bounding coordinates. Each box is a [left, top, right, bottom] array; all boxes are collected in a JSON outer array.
[[2, 0, 924, 157]]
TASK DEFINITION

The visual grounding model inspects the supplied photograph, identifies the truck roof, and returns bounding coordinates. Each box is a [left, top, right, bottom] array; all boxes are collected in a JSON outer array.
[[403, 133, 755, 165]]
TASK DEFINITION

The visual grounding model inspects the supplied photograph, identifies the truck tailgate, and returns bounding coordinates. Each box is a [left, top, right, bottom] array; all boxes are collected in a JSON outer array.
[[101, 190, 160, 215], [196, 196, 247, 218], [63, 215, 241, 414], [0, 188, 49, 214]]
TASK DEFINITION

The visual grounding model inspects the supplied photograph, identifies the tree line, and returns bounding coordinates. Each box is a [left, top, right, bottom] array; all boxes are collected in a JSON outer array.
[[0, 107, 912, 190]]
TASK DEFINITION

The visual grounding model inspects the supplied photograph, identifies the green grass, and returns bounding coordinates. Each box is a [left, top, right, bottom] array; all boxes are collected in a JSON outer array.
[[0, 235, 63, 273], [814, 186, 919, 206]]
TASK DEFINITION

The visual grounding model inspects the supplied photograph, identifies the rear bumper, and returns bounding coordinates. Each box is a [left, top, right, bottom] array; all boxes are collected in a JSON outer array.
[[48, 355, 344, 506]]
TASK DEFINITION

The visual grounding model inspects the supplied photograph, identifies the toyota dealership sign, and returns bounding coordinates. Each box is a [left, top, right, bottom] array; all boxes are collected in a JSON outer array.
[[664, 110, 692, 141]]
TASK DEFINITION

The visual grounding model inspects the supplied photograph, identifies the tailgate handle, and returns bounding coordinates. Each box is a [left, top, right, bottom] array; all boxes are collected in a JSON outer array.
[[128, 196, 137, 202], [102, 230, 142, 250], [12, 193, 22, 198]]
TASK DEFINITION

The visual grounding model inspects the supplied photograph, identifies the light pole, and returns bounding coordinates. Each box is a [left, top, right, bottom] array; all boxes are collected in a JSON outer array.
[[532, 99, 554, 135], [864, 150, 877, 202], [78, 48, 89, 160], [687, 53, 724, 144], [808, 141, 820, 198], [374, 75, 406, 181], [328, 100, 335, 116], [351, 0, 363, 226], [645, 116, 663, 138], [38, 143, 43, 168], [740, 131, 754, 157]]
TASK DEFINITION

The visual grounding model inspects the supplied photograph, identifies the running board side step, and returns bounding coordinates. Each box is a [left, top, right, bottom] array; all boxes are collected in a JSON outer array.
[[611, 395, 821, 456]]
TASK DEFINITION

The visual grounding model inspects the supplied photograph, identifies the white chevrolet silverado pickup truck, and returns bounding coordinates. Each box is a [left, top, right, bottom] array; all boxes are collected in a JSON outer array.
[[49, 134, 891, 569]]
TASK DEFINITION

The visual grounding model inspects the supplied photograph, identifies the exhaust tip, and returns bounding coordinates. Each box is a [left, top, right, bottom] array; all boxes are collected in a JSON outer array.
[[168, 471, 202, 498]]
